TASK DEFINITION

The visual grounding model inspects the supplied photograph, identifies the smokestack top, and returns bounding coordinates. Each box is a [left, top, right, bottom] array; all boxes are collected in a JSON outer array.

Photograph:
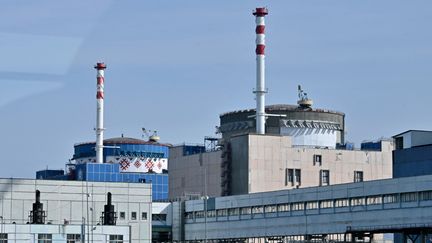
[[36, 190, 41, 203], [94, 62, 107, 70], [253, 7, 268, 16]]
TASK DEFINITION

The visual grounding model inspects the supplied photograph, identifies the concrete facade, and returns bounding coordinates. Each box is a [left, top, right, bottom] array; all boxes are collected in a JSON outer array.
[[0, 178, 152, 242], [169, 134, 393, 198], [169, 146, 222, 199]]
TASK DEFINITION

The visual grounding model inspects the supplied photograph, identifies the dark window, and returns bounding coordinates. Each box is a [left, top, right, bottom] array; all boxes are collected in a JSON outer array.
[[109, 235, 123, 243], [295, 169, 301, 184], [320, 170, 330, 186], [285, 169, 294, 186], [142, 212, 148, 220], [152, 213, 167, 221], [67, 234, 81, 243], [395, 137, 404, 150], [38, 234, 52, 243], [131, 212, 137, 220], [0, 233, 7, 243], [313, 154, 322, 166], [119, 212, 125, 220], [354, 171, 363, 182]]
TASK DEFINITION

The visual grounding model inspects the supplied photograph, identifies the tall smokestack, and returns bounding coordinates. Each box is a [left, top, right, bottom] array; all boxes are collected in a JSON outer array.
[[253, 7, 268, 135], [95, 62, 106, 164]]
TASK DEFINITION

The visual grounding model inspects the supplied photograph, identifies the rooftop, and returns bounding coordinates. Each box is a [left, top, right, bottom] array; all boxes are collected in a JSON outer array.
[[220, 104, 345, 117]]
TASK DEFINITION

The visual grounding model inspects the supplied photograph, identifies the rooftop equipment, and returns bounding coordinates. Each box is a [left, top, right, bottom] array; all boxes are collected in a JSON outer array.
[[30, 190, 46, 224], [102, 192, 117, 225]]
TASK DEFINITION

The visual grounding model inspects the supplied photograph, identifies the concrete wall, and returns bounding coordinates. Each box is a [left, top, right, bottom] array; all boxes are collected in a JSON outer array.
[[234, 134, 393, 194], [169, 146, 222, 199], [0, 178, 151, 243], [169, 134, 393, 198]]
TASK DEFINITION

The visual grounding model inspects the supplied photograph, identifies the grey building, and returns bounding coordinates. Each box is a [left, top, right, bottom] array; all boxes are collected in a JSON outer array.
[[393, 130, 432, 178]]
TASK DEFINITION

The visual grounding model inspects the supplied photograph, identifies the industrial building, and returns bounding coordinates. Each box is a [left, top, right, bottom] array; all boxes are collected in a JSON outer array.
[[37, 136, 170, 201], [169, 7, 393, 200], [0, 178, 151, 242], [36, 63, 170, 201], [393, 130, 432, 178]]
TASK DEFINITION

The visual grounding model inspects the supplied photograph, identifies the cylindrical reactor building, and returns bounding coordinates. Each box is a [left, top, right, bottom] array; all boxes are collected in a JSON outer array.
[[219, 104, 345, 148]]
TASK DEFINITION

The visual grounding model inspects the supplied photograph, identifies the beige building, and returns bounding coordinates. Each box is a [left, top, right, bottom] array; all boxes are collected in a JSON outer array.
[[169, 134, 393, 199]]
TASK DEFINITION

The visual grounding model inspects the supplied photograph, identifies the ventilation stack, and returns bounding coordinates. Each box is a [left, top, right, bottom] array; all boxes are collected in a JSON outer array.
[[95, 62, 107, 164], [253, 7, 269, 134], [102, 192, 116, 225], [30, 190, 46, 224]]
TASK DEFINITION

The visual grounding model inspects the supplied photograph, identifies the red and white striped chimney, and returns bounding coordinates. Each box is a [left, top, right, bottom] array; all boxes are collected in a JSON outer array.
[[95, 62, 106, 164], [253, 7, 268, 135]]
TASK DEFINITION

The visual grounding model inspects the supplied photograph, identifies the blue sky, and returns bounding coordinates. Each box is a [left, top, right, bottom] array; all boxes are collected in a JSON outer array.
[[1, 1, 431, 177]]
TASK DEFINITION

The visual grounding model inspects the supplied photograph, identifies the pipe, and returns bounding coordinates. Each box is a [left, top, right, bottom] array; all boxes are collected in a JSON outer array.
[[94, 62, 106, 164], [253, 7, 268, 135]]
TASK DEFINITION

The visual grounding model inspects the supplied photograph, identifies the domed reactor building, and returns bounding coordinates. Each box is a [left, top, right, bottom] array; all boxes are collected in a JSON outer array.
[[168, 8, 393, 199], [36, 63, 170, 201]]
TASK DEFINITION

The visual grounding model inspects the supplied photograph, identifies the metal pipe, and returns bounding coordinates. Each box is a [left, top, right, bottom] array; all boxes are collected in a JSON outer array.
[[253, 7, 268, 135], [94, 62, 106, 164]]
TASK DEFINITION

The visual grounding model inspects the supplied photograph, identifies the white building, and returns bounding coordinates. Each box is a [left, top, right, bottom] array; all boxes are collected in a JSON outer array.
[[0, 178, 151, 242]]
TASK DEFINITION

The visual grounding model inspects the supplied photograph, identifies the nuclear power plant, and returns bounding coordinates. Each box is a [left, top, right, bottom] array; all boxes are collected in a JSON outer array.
[[1, 6, 431, 243]]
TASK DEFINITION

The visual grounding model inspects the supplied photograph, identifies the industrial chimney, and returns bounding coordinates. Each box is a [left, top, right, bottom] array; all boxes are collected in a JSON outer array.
[[30, 190, 46, 224], [102, 192, 116, 225], [95, 62, 106, 164], [253, 7, 268, 135]]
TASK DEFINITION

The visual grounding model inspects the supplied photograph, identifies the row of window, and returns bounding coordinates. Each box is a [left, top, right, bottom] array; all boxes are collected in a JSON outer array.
[[186, 191, 432, 220], [0, 234, 123, 243], [285, 169, 364, 187], [118, 211, 167, 222]]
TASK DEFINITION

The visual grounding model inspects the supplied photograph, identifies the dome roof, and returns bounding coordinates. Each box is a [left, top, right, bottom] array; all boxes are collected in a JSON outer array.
[[220, 104, 344, 117], [75, 137, 172, 147]]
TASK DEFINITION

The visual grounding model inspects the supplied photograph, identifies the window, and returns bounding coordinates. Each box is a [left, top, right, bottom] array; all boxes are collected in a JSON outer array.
[[185, 212, 193, 219], [240, 207, 251, 215], [195, 211, 205, 218], [109, 235, 124, 243], [383, 194, 398, 204], [401, 192, 418, 202], [306, 201, 318, 210], [131, 212, 137, 220], [395, 137, 404, 150], [295, 169, 301, 184], [320, 200, 334, 209], [291, 202, 304, 211], [252, 206, 264, 214], [0, 233, 7, 243], [141, 212, 147, 220], [313, 154, 322, 166], [351, 197, 366, 206], [335, 199, 349, 207], [277, 204, 290, 212], [207, 210, 216, 218], [320, 170, 330, 186], [119, 212, 125, 220], [354, 171, 363, 183], [67, 234, 81, 243], [152, 214, 167, 221], [285, 169, 294, 186], [217, 209, 228, 217], [265, 205, 277, 213], [38, 234, 52, 243], [228, 208, 239, 216], [421, 191, 432, 201], [367, 196, 382, 205]]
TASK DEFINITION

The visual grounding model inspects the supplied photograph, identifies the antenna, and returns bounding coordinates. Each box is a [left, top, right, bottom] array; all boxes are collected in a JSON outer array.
[[142, 128, 160, 143], [297, 84, 313, 108]]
